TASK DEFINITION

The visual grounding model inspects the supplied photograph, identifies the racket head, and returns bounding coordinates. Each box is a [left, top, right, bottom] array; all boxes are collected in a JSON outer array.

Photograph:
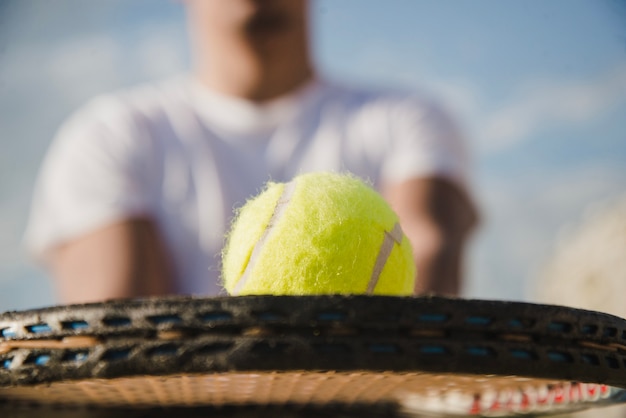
[[1, 295, 626, 417]]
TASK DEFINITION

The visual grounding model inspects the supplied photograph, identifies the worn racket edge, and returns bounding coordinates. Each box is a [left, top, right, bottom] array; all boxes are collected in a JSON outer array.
[[1, 295, 625, 417]]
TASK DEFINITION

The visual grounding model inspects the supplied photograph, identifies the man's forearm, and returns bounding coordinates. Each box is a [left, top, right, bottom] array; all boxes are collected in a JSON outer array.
[[49, 218, 173, 304], [382, 177, 478, 296]]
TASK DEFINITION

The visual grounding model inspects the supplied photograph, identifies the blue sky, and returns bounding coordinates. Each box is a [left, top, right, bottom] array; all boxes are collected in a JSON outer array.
[[0, 0, 625, 310]]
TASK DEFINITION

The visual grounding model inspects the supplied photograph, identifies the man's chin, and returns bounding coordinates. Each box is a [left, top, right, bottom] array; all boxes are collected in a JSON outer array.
[[244, 13, 292, 37]]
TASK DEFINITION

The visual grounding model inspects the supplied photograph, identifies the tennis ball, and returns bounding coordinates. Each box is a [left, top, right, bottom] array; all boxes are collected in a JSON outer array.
[[221, 172, 416, 296]]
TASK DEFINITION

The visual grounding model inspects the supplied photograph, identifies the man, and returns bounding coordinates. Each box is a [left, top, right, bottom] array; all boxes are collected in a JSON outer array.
[[25, 0, 478, 303]]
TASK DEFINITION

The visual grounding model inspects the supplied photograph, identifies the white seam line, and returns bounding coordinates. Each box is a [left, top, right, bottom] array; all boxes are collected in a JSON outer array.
[[366, 222, 404, 294], [233, 181, 297, 295]]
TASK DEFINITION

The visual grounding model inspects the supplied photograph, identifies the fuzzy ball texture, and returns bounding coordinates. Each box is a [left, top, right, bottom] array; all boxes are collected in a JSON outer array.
[[221, 172, 416, 295]]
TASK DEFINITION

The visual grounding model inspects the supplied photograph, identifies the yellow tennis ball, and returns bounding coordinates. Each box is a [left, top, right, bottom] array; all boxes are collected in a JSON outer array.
[[221, 172, 416, 296]]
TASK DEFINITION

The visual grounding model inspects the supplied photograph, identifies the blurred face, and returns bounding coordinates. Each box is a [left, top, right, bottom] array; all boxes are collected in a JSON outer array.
[[185, 0, 313, 100], [186, 0, 309, 48]]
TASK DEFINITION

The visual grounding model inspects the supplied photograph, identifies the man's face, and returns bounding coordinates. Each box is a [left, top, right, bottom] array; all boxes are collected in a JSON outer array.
[[186, 0, 308, 42]]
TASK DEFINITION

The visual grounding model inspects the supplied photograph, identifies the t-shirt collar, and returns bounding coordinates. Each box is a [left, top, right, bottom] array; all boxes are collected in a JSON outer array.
[[187, 76, 326, 135]]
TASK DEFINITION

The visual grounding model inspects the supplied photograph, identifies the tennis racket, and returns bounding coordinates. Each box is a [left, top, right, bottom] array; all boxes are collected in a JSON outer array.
[[1, 295, 625, 417]]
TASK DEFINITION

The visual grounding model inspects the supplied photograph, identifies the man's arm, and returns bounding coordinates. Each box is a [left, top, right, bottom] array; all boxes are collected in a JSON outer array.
[[382, 177, 478, 296], [48, 218, 174, 304]]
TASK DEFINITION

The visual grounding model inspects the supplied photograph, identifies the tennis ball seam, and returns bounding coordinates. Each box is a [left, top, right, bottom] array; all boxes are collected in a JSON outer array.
[[367, 222, 405, 293], [232, 180, 297, 295]]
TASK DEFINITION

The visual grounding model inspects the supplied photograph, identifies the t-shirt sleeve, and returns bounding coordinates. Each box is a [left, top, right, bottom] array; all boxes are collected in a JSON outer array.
[[380, 95, 472, 192], [24, 96, 158, 259]]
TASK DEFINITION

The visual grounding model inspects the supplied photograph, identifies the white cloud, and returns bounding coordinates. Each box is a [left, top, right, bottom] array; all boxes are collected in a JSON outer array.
[[1, 21, 187, 105], [48, 36, 121, 83], [400, 63, 626, 157], [327, 38, 626, 158], [134, 23, 189, 80], [475, 65, 626, 154]]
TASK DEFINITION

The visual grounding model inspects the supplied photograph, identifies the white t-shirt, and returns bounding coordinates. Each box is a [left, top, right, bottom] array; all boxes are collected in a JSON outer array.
[[25, 76, 471, 296]]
